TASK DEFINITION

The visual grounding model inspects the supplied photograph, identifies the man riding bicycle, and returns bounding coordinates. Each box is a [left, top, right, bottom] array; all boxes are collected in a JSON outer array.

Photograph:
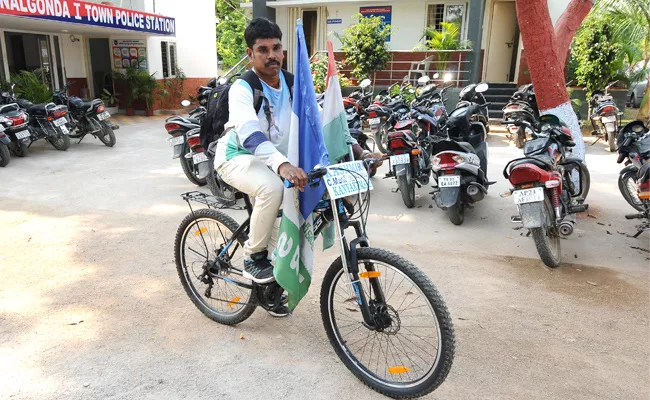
[[213, 18, 380, 315]]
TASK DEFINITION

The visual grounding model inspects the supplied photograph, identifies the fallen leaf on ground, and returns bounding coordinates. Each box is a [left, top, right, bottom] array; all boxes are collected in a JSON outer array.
[[586, 281, 598, 286], [597, 222, 605, 226], [606, 231, 613, 235], [240, 333, 245, 340], [68, 319, 84, 326], [631, 246, 650, 254], [574, 253, 578, 259], [587, 214, 597, 219]]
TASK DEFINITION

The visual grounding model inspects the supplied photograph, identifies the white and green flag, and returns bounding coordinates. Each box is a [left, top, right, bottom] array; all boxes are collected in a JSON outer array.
[[273, 20, 329, 311]]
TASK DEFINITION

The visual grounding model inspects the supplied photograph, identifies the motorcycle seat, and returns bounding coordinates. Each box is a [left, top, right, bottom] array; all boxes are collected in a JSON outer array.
[[456, 141, 476, 155], [509, 156, 552, 170], [187, 117, 201, 125], [27, 104, 48, 115]]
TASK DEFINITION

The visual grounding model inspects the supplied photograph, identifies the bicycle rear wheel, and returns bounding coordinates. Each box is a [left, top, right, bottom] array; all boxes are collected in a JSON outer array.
[[320, 248, 454, 399], [174, 208, 257, 325]]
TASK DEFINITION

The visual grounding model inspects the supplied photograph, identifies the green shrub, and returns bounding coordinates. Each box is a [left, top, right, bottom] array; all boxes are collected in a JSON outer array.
[[336, 13, 391, 80], [11, 70, 52, 103]]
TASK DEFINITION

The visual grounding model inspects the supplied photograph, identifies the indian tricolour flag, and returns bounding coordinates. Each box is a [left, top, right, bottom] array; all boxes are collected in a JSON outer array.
[[273, 20, 329, 311], [321, 40, 352, 163]]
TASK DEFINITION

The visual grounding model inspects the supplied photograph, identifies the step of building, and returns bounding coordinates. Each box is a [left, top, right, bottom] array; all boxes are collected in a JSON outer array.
[[486, 82, 517, 89]]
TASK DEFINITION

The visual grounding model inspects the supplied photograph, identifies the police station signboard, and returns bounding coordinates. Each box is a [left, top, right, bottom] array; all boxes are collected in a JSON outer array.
[[0, 0, 176, 36]]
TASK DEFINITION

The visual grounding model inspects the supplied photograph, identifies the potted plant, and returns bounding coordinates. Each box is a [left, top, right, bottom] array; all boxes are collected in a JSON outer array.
[[134, 71, 160, 116], [112, 66, 139, 115], [100, 88, 120, 114]]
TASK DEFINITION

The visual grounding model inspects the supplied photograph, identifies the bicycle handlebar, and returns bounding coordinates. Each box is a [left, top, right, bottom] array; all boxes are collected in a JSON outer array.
[[283, 159, 384, 188]]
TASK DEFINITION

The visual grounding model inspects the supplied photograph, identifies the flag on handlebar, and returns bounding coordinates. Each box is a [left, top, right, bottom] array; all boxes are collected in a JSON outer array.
[[321, 40, 352, 163], [273, 19, 330, 311]]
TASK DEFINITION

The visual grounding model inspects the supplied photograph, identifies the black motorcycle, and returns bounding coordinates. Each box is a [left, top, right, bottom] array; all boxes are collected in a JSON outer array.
[[589, 82, 622, 152], [502, 83, 538, 148], [1, 86, 71, 152], [0, 116, 12, 166], [0, 101, 31, 157], [53, 82, 118, 147], [430, 82, 492, 225], [616, 120, 650, 212]]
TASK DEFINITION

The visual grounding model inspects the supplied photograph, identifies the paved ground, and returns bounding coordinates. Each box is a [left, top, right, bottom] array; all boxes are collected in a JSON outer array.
[[1, 116, 648, 399]]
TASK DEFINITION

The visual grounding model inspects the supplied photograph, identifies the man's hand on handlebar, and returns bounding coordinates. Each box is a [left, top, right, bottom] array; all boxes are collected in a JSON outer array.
[[279, 162, 309, 191]]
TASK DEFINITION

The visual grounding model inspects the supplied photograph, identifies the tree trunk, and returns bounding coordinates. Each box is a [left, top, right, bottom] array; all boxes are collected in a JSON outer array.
[[554, 0, 595, 71], [637, 79, 650, 123], [516, 0, 590, 161]]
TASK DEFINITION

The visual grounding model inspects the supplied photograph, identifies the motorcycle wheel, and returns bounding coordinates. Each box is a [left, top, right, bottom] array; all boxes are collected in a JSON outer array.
[[447, 202, 465, 226], [48, 134, 70, 151], [180, 143, 207, 186], [98, 121, 116, 147], [376, 123, 389, 154], [0, 143, 11, 167], [608, 129, 617, 152], [531, 196, 561, 268], [515, 126, 525, 149], [618, 170, 644, 212], [11, 141, 28, 157], [397, 169, 415, 208]]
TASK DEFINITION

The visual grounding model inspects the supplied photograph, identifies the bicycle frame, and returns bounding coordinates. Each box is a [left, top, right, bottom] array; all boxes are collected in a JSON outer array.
[[184, 187, 388, 329]]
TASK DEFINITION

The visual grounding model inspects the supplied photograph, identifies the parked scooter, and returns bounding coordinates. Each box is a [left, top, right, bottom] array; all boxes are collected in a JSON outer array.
[[0, 116, 12, 167], [52, 82, 118, 147], [502, 114, 591, 268], [616, 120, 650, 212], [590, 81, 623, 152], [165, 102, 206, 186], [0, 102, 31, 157], [430, 82, 492, 225]]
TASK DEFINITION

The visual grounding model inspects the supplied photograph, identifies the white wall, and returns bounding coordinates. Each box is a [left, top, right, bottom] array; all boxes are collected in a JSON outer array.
[[61, 34, 87, 77], [146, 0, 217, 79]]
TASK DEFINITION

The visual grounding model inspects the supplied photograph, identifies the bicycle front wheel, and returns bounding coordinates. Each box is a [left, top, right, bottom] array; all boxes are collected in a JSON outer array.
[[174, 208, 257, 325], [320, 248, 455, 399]]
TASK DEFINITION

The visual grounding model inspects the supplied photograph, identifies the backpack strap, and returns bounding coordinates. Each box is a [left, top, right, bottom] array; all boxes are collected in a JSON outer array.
[[281, 70, 294, 102]]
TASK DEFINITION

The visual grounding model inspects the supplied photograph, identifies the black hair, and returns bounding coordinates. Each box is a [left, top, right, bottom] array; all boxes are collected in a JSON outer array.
[[245, 17, 282, 48]]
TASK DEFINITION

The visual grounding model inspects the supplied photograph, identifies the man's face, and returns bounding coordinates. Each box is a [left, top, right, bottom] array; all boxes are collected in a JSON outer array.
[[247, 38, 283, 79]]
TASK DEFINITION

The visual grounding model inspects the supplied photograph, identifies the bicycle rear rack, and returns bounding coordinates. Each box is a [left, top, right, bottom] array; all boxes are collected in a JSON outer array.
[[180, 191, 243, 210]]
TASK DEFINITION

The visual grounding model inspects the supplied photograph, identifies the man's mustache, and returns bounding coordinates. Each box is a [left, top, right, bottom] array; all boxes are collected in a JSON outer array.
[[265, 60, 280, 67]]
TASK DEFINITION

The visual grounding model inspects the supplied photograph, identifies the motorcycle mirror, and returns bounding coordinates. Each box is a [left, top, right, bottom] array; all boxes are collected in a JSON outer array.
[[181, 100, 191, 107], [433, 73, 440, 79], [217, 77, 227, 85], [417, 75, 431, 85], [208, 78, 217, 88], [359, 79, 371, 89], [443, 73, 453, 83], [476, 82, 489, 93]]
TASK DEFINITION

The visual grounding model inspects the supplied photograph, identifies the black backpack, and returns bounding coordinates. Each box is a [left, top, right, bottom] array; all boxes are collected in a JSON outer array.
[[200, 69, 294, 152]]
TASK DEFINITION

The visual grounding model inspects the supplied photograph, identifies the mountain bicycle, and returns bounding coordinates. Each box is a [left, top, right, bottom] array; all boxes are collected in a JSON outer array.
[[174, 160, 455, 398]]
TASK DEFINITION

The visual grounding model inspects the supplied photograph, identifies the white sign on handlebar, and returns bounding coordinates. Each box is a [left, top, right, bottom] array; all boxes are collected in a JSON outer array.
[[324, 161, 374, 200]]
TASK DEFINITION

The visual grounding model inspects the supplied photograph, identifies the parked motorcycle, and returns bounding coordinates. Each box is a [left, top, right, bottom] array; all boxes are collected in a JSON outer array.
[[624, 162, 650, 238], [165, 103, 206, 186], [0, 102, 31, 157], [502, 114, 591, 268], [52, 82, 118, 147], [1, 84, 71, 151], [0, 116, 12, 167], [616, 120, 650, 212], [369, 78, 415, 153], [430, 82, 492, 225], [502, 83, 538, 148], [590, 81, 622, 152]]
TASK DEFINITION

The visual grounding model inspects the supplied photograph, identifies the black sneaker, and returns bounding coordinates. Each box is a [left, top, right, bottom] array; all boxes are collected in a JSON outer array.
[[243, 250, 275, 284], [267, 294, 290, 318]]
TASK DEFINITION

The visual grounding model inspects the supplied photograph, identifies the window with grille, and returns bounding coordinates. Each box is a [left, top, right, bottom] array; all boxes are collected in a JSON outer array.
[[426, 3, 467, 38], [161, 41, 177, 78]]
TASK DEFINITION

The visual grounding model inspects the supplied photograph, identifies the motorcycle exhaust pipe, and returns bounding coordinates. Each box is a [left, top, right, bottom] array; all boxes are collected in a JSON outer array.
[[558, 220, 575, 236], [466, 183, 486, 202], [419, 174, 430, 185]]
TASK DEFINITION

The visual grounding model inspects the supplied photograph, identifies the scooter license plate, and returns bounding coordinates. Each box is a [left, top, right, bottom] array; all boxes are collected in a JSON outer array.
[[60, 125, 69, 135], [390, 153, 410, 166], [513, 187, 544, 205], [54, 117, 67, 127], [601, 115, 617, 123], [368, 117, 380, 125], [15, 130, 30, 139], [438, 175, 461, 187], [192, 152, 209, 164], [168, 136, 185, 146], [97, 111, 110, 121]]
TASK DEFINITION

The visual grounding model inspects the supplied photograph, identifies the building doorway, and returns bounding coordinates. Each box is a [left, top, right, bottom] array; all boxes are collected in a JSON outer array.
[[88, 38, 114, 99], [4, 31, 56, 89], [302, 10, 318, 57], [485, 1, 519, 82]]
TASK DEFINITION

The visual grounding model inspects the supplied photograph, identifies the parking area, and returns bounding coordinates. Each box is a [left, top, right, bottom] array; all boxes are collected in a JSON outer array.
[[1, 116, 648, 399]]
